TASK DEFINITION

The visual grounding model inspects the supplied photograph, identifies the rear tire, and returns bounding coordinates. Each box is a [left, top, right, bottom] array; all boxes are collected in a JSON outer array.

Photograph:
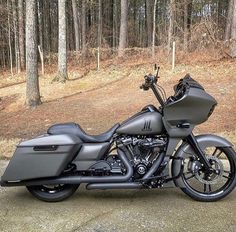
[[26, 184, 79, 202]]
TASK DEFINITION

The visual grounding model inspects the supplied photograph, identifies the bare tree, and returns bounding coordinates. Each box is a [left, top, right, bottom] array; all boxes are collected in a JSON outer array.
[[72, 0, 80, 51], [12, 0, 20, 73], [118, 0, 128, 57], [146, 0, 152, 47], [231, 0, 236, 39], [167, 0, 175, 54], [18, 0, 25, 69], [56, 0, 68, 82], [97, 0, 102, 70], [229, 0, 236, 57], [152, 0, 157, 58], [25, 0, 41, 107], [225, 0, 234, 41], [7, 0, 13, 76], [81, 0, 86, 56], [112, 0, 118, 49]]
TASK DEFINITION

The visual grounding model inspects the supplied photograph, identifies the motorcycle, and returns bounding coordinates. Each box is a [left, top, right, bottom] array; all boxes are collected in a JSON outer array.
[[1, 68, 236, 202]]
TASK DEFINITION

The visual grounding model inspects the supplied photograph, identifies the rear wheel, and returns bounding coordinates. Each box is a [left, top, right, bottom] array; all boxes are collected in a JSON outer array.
[[26, 184, 79, 202], [177, 147, 236, 202]]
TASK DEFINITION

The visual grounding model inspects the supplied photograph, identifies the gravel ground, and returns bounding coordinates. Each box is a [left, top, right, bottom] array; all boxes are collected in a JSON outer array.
[[0, 160, 236, 232]]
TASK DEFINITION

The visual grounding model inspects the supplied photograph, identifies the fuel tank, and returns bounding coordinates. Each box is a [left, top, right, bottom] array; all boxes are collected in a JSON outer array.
[[116, 110, 164, 135]]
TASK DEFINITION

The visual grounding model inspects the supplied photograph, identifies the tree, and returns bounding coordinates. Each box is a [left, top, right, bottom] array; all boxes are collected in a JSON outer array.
[[56, 0, 68, 82], [118, 0, 128, 57], [167, 0, 175, 54], [18, 0, 25, 69], [231, 0, 236, 39], [72, 0, 80, 51], [183, 0, 192, 51], [146, 0, 152, 47], [152, 0, 157, 58], [97, 0, 102, 70], [11, 0, 20, 73], [81, 0, 86, 56], [25, 0, 41, 107], [7, 0, 13, 75], [229, 0, 236, 57], [225, 0, 234, 41]]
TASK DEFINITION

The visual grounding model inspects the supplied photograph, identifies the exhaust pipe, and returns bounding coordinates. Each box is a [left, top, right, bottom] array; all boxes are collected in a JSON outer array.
[[2, 148, 133, 187], [86, 182, 142, 190], [142, 152, 165, 179]]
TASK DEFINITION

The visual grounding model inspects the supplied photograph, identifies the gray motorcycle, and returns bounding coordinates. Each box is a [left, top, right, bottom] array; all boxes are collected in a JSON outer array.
[[1, 70, 236, 202]]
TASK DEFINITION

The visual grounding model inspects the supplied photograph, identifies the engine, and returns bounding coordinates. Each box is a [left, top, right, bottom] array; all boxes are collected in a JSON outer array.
[[107, 136, 167, 179]]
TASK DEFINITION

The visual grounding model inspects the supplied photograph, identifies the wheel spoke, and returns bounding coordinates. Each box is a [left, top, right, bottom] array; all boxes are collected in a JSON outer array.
[[204, 184, 212, 193], [212, 148, 218, 156], [186, 174, 195, 180], [222, 175, 230, 179], [209, 184, 212, 192], [216, 151, 223, 158], [223, 170, 231, 174]]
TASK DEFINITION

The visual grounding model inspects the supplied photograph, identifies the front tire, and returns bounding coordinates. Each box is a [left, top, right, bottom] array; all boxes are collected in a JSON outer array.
[[175, 147, 236, 202], [26, 184, 79, 202]]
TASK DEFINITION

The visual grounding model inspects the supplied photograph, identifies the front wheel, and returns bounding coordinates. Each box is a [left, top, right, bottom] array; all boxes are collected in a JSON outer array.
[[176, 147, 236, 202], [26, 184, 79, 202]]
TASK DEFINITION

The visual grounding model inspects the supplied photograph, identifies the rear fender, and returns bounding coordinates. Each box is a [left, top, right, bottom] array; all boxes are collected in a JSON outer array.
[[171, 134, 233, 187]]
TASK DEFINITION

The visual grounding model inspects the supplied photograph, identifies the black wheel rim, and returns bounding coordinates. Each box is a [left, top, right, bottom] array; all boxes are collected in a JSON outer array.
[[36, 184, 67, 194], [182, 147, 235, 196]]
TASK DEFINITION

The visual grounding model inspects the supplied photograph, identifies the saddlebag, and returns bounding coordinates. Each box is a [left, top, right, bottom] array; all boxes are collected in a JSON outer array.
[[1, 134, 82, 182]]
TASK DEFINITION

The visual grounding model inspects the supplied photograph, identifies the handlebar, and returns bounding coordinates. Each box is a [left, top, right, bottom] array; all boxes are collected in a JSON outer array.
[[140, 74, 158, 90], [140, 74, 165, 107]]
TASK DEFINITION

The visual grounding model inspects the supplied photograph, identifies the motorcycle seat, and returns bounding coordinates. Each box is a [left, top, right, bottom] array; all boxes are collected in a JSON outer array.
[[47, 122, 120, 143]]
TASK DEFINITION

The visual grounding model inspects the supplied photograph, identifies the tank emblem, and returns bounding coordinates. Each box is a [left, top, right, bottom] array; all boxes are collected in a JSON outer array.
[[142, 120, 152, 131]]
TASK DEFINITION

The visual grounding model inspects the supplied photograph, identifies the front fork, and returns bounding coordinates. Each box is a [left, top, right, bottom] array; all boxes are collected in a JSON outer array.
[[186, 133, 212, 171]]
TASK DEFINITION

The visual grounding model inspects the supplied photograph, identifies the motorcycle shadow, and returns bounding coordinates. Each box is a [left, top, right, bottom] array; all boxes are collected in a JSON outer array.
[[72, 185, 185, 201]]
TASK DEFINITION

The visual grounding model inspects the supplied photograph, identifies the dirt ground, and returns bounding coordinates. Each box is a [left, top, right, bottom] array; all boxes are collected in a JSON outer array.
[[0, 59, 236, 158]]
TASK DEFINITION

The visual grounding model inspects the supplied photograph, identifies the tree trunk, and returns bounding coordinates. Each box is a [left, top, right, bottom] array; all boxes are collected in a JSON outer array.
[[146, 0, 152, 47], [112, 0, 118, 50], [231, 0, 236, 39], [118, 0, 128, 57], [72, 0, 80, 51], [152, 0, 157, 58], [97, 0, 102, 70], [81, 0, 86, 56], [183, 0, 192, 51], [56, 0, 68, 82], [18, 0, 25, 69], [183, 3, 188, 51], [12, 0, 21, 73], [7, 0, 13, 76], [229, 0, 236, 57], [26, 0, 41, 107], [225, 0, 234, 41], [38, 0, 43, 52], [167, 0, 175, 54]]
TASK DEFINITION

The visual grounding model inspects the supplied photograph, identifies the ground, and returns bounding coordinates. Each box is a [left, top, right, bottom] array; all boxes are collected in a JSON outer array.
[[0, 160, 235, 232], [0, 59, 236, 158]]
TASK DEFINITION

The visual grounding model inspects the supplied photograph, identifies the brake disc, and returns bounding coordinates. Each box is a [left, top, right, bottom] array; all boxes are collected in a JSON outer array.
[[195, 156, 224, 185]]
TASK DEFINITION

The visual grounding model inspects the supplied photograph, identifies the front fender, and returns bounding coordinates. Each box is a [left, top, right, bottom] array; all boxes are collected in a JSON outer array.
[[172, 134, 233, 187]]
